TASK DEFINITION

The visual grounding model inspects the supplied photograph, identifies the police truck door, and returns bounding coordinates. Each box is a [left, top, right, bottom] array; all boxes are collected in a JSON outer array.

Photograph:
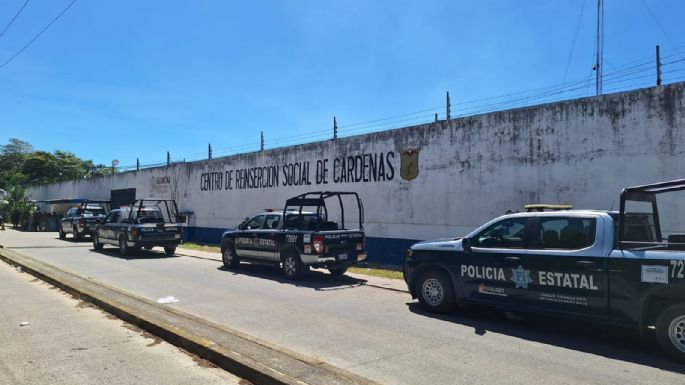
[[236, 215, 265, 258], [461, 217, 531, 306], [520, 215, 608, 319]]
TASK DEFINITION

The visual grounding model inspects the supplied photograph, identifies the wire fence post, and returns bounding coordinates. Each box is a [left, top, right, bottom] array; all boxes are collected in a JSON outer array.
[[166, 151, 170, 166], [260, 131, 264, 151], [333, 116, 338, 140], [446, 91, 451, 121], [656, 45, 662, 86], [208, 143, 212, 160]]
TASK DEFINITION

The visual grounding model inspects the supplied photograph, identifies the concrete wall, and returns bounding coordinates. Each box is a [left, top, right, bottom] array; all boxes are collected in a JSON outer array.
[[28, 83, 685, 265]]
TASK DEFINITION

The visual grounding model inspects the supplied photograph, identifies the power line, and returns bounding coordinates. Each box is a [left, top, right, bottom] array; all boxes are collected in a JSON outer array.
[[562, 0, 587, 83], [0, 0, 78, 69], [640, 0, 684, 61], [0, 0, 30, 38]]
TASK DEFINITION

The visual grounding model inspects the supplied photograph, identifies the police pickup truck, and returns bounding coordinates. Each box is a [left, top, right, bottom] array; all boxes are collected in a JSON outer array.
[[58, 200, 109, 240], [220, 191, 366, 279], [404, 179, 685, 361], [91, 199, 183, 256]]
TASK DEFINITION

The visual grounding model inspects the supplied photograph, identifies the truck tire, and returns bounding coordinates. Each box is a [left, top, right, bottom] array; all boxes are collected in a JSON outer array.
[[328, 266, 348, 276], [656, 304, 685, 363], [92, 233, 104, 250], [164, 246, 176, 256], [282, 251, 304, 280], [416, 269, 456, 313], [221, 240, 239, 268], [118, 234, 129, 256], [59, 227, 65, 240], [73, 226, 82, 241]]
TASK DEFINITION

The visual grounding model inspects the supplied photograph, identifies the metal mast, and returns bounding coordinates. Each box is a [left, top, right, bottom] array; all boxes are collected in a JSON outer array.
[[595, 0, 604, 95]]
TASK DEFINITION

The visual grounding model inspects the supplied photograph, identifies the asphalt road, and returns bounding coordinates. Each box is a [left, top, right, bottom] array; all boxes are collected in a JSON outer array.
[[1, 230, 684, 385], [0, 255, 240, 385]]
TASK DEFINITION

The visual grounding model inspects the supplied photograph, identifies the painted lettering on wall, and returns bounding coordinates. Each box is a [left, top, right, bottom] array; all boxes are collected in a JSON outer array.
[[199, 151, 396, 192]]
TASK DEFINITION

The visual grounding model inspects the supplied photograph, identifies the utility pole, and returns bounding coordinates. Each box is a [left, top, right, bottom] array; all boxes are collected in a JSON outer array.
[[208, 143, 212, 160], [446, 91, 451, 121], [594, 0, 604, 95], [136, 158, 140, 171], [656, 45, 662, 86], [167, 151, 170, 166], [333, 116, 338, 140], [260, 131, 264, 152], [435, 113, 438, 122]]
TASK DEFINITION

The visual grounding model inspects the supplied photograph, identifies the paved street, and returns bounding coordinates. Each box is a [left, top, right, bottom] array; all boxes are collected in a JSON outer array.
[[0, 253, 241, 385], [1, 229, 685, 385]]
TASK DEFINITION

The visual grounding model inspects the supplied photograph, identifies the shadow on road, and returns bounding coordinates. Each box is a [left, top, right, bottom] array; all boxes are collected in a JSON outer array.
[[407, 302, 685, 374], [217, 263, 368, 290], [94, 247, 180, 260]]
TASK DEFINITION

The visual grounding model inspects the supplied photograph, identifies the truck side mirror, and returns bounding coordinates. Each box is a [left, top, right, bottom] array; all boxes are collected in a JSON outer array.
[[462, 237, 472, 254]]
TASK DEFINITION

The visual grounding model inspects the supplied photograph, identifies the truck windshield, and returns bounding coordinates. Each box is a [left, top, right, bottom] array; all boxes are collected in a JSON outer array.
[[81, 207, 106, 217], [133, 207, 165, 223]]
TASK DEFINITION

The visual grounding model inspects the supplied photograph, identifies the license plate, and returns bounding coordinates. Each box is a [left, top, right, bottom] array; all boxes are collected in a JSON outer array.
[[339, 253, 348, 260]]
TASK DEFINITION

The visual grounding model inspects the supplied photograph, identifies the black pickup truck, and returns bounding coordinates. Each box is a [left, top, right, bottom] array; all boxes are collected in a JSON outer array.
[[220, 191, 367, 279], [91, 199, 183, 256], [58, 200, 109, 240], [404, 179, 685, 362]]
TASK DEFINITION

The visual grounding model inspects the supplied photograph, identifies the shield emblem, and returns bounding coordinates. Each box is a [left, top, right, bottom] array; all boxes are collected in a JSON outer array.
[[400, 148, 420, 181]]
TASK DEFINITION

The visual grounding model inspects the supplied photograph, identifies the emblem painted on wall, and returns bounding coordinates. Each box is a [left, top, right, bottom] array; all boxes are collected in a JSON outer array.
[[400, 148, 420, 181]]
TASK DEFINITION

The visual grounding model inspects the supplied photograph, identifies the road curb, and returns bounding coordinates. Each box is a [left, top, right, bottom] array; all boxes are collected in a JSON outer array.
[[0, 247, 382, 385]]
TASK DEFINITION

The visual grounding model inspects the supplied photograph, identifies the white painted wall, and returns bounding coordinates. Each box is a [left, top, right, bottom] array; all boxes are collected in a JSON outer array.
[[28, 83, 685, 241]]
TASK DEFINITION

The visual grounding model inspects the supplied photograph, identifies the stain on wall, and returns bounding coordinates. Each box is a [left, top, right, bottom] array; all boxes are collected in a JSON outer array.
[[28, 83, 685, 264]]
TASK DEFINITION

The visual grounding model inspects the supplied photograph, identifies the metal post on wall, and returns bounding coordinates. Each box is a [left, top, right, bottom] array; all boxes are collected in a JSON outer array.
[[136, 158, 140, 171], [260, 131, 264, 151], [446, 91, 451, 121], [434, 113, 438, 122], [656, 45, 662, 86], [167, 151, 170, 166], [208, 143, 212, 160], [333, 116, 338, 140]]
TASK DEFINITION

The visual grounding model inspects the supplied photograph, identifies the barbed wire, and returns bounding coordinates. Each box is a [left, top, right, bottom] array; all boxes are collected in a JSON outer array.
[[113, 50, 685, 173]]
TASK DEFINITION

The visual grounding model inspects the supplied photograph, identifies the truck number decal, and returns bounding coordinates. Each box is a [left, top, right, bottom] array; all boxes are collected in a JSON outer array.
[[671, 260, 685, 279]]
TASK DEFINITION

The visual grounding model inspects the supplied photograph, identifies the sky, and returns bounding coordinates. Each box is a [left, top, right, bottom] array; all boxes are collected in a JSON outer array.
[[0, 0, 684, 169]]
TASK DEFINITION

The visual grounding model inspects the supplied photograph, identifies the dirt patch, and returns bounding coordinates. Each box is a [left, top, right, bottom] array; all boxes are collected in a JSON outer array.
[[121, 323, 163, 346], [177, 348, 218, 368], [76, 300, 95, 309]]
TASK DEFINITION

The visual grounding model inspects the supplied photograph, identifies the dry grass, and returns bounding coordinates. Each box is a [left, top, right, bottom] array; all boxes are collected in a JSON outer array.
[[348, 265, 403, 280], [178, 242, 220, 253], [180, 242, 404, 279]]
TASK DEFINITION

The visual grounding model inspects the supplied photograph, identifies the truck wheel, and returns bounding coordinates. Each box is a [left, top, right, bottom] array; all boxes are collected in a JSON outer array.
[[221, 240, 239, 268], [118, 235, 129, 256], [59, 227, 65, 240], [73, 226, 82, 241], [656, 304, 685, 363], [282, 252, 304, 280], [416, 269, 456, 313], [92, 233, 104, 250], [328, 266, 348, 276], [164, 246, 176, 256]]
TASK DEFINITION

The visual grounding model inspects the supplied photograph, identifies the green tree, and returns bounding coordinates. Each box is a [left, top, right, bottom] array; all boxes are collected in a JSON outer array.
[[0, 138, 33, 189], [22, 151, 59, 184]]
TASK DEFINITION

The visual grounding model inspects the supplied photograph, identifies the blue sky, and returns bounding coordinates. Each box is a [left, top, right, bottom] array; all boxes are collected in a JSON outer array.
[[1, 0, 684, 168]]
